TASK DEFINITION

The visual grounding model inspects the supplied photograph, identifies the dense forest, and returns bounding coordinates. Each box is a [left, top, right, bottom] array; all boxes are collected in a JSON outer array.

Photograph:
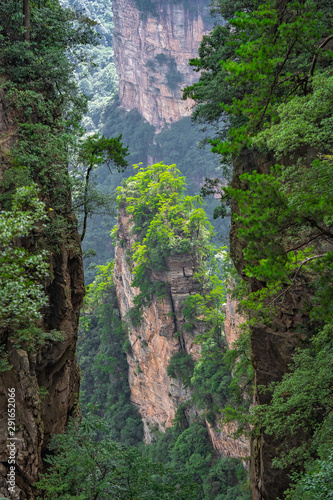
[[0, 0, 332, 499]]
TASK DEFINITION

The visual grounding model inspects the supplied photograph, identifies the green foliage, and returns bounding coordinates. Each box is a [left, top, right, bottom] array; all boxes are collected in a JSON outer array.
[[256, 323, 333, 470], [78, 262, 143, 446], [145, 421, 250, 500], [0, 185, 48, 329], [167, 352, 195, 387], [284, 451, 333, 499], [146, 53, 183, 90], [0, 0, 99, 248], [191, 339, 232, 425], [36, 414, 197, 499], [185, 0, 333, 153], [72, 133, 129, 240], [253, 72, 333, 156], [223, 154, 333, 330], [0, 185, 49, 350], [186, 2, 333, 494], [115, 163, 215, 322]]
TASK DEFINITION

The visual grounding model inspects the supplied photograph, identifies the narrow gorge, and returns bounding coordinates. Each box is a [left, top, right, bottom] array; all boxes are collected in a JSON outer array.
[[110, 0, 250, 465], [1, 0, 332, 499]]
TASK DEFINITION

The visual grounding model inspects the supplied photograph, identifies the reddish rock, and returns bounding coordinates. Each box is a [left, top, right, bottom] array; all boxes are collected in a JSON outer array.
[[114, 205, 250, 464], [112, 0, 213, 131]]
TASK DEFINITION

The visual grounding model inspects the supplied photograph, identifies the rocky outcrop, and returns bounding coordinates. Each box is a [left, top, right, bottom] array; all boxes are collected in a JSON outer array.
[[114, 206, 202, 441], [114, 205, 250, 462], [206, 420, 249, 459], [223, 292, 246, 349], [112, 0, 212, 131], [0, 86, 85, 499]]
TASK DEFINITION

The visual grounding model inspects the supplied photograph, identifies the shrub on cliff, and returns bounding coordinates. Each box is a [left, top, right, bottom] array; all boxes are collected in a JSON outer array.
[[79, 262, 144, 446], [114, 162, 215, 320]]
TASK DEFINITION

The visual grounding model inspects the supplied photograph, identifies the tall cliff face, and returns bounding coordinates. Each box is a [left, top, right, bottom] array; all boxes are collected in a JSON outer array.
[[113, 206, 201, 440], [112, 0, 212, 130], [114, 205, 249, 459], [0, 87, 85, 499], [230, 150, 310, 500]]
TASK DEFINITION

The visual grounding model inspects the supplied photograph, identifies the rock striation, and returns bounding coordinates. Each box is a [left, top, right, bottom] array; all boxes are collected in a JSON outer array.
[[114, 204, 249, 461], [0, 86, 85, 499], [223, 291, 246, 350], [112, 0, 213, 131], [113, 206, 202, 441]]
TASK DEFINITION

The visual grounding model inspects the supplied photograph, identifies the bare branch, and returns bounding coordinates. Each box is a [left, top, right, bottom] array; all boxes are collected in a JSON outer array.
[[310, 34, 333, 76]]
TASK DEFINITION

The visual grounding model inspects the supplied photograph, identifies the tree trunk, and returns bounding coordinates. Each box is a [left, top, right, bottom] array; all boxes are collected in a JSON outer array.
[[23, 0, 30, 42]]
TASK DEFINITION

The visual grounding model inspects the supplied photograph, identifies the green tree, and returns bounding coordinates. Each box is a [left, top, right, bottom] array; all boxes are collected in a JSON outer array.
[[185, 0, 333, 154], [78, 262, 143, 446], [185, 0, 333, 493], [145, 421, 250, 500], [114, 162, 215, 324], [36, 414, 197, 499], [72, 134, 129, 241], [0, 185, 49, 363]]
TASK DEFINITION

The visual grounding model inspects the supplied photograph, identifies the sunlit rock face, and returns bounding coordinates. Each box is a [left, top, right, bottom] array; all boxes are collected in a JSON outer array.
[[114, 205, 250, 462], [0, 87, 85, 500], [223, 292, 246, 350], [112, 0, 212, 131], [113, 206, 202, 442]]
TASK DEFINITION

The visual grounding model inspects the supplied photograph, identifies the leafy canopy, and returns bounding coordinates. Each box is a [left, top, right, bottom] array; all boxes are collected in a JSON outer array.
[[114, 163, 215, 322], [36, 413, 197, 499], [0, 185, 48, 333], [185, 0, 333, 154]]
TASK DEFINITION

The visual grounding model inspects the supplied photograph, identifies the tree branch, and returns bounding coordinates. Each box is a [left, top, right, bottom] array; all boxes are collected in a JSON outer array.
[[303, 217, 333, 240], [310, 34, 333, 76], [81, 163, 93, 242]]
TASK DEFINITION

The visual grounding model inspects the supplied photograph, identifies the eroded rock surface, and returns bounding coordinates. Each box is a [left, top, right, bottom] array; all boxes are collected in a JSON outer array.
[[114, 206, 250, 464], [114, 207, 202, 440], [0, 84, 85, 500], [112, 0, 212, 130]]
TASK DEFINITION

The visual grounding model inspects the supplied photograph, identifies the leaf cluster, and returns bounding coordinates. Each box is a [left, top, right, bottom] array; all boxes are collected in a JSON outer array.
[[36, 413, 197, 499], [115, 163, 215, 321], [79, 262, 143, 446]]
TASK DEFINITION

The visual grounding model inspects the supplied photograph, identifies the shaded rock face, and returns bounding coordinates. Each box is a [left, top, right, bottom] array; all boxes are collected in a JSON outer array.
[[0, 88, 85, 499], [112, 0, 212, 131], [231, 149, 310, 500], [114, 206, 250, 463]]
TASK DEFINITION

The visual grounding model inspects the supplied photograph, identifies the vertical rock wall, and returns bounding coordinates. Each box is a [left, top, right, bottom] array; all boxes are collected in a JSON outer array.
[[114, 205, 249, 460], [113, 206, 202, 440], [0, 87, 85, 499], [112, 0, 212, 130], [231, 149, 309, 500]]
